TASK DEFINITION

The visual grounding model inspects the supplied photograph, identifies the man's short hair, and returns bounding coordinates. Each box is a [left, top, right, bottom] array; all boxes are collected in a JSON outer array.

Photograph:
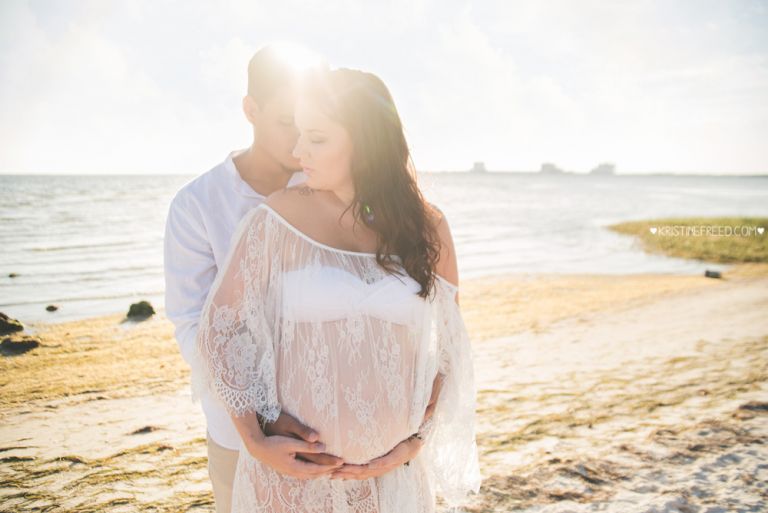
[[247, 44, 328, 108]]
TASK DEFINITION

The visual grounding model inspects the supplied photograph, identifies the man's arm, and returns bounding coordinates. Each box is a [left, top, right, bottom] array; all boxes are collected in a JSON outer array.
[[163, 193, 216, 366], [164, 193, 343, 467]]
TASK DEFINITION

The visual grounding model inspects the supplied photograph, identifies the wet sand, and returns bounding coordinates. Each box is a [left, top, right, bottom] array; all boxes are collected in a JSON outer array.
[[1, 265, 767, 512]]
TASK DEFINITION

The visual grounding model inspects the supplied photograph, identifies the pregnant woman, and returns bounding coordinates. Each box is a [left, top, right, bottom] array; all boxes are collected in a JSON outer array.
[[192, 67, 481, 512]]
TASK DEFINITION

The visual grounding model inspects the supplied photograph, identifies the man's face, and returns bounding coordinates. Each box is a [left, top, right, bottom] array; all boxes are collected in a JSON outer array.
[[254, 87, 301, 172]]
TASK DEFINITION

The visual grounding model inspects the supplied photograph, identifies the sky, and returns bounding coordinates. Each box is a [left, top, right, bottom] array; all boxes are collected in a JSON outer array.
[[1, 0, 767, 175]]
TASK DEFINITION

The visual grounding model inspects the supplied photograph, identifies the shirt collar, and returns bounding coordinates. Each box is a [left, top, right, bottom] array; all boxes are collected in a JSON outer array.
[[227, 149, 262, 198], [226, 149, 307, 198]]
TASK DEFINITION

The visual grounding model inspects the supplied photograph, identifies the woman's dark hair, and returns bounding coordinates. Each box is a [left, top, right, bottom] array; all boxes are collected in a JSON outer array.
[[299, 68, 442, 299]]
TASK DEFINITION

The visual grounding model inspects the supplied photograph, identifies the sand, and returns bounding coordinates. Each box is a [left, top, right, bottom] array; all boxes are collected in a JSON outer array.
[[468, 270, 768, 512], [1, 265, 767, 512]]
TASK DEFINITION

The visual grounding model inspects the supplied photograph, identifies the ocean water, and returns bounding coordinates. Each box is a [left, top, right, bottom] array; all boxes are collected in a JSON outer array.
[[1, 172, 766, 324]]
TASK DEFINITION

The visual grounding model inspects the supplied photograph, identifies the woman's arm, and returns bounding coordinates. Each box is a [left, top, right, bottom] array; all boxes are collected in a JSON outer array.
[[192, 206, 342, 479]]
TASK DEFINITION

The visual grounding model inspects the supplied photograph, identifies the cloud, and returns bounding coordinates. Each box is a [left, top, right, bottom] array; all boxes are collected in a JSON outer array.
[[0, 2, 200, 172], [0, 0, 766, 174]]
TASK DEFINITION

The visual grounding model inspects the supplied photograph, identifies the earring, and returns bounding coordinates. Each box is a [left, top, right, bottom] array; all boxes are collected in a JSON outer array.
[[362, 203, 374, 224]]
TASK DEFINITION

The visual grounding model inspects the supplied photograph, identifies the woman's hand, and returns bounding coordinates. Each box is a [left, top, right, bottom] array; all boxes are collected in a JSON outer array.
[[246, 434, 344, 480], [328, 371, 445, 481], [329, 435, 423, 481]]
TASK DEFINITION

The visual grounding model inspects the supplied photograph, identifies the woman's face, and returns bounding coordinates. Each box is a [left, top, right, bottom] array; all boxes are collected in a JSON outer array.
[[292, 97, 354, 192]]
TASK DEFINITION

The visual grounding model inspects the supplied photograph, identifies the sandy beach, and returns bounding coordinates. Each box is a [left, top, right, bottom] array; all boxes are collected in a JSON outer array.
[[1, 265, 767, 512]]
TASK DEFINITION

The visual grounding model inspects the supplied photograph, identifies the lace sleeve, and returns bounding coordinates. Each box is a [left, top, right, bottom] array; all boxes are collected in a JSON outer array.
[[190, 205, 282, 423], [420, 276, 482, 509]]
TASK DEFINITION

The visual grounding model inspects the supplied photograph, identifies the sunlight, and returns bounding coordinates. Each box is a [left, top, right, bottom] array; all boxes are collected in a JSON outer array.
[[266, 40, 325, 75]]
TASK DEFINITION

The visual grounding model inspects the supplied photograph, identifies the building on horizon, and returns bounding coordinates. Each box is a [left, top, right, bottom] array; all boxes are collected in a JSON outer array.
[[470, 161, 487, 173], [590, 162, 616, 175], [539, 162, 565, 175]]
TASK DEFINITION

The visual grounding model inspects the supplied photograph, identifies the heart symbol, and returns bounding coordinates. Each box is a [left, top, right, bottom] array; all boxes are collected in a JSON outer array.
[[759, 227, 765, 235], [649, 227, 657, 234]]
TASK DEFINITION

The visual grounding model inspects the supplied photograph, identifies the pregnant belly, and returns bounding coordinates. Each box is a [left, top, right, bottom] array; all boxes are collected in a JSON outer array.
[[277, 369, 415, 465], [276, 323, 419, 465]]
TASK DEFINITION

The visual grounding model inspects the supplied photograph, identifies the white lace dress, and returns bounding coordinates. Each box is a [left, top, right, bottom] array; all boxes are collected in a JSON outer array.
[[191, 203, 481, 513]]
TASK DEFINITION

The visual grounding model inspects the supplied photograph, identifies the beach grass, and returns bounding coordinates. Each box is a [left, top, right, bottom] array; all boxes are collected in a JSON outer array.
[[1, 270, 767, 512], [0, 314, 187, 410], [1, 437, 213, 512], [608, 216, 768, 264], [1, 270, 736, 411]]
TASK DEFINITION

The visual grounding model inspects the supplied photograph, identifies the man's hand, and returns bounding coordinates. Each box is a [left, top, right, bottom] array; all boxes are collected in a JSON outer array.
[[329, 371, 445, 480], [247, 434, 344, 480], [329, 436, 423, 480], [231, 410, 343, 479], [263, 410, 344, 467]]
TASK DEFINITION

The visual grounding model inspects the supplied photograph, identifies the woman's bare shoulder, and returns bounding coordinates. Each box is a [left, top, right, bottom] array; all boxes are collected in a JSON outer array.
[[426, 203, 451, 247], [427, 203, 459, 289], [264, 184, 319, 221]]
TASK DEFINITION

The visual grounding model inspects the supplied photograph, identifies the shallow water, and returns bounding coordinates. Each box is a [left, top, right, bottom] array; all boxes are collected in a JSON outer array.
[[2, 172, 766, 323]]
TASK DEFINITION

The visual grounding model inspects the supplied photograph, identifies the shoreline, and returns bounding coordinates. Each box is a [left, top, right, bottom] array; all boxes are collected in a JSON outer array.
[[1, 266, 767, 512], [12, 261, 767, 330], [2, 265, 766, 413], [7, 261, 762, 330], [5, 266, 765, 412]]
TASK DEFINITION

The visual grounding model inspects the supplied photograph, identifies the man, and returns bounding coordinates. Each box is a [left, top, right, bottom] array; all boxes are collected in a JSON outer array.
[[164, 45, 432, 513]]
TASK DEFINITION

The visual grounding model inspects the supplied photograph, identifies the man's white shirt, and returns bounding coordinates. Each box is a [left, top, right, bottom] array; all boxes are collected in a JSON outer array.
[[164, 149, 307, 450]]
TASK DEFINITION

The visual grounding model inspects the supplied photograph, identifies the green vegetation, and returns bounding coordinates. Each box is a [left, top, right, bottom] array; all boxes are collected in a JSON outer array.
[[609, 217, 768, 263]]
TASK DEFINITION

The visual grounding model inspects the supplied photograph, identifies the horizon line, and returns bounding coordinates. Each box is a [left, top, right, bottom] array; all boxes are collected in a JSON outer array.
[[1, 170, 767, 177]]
